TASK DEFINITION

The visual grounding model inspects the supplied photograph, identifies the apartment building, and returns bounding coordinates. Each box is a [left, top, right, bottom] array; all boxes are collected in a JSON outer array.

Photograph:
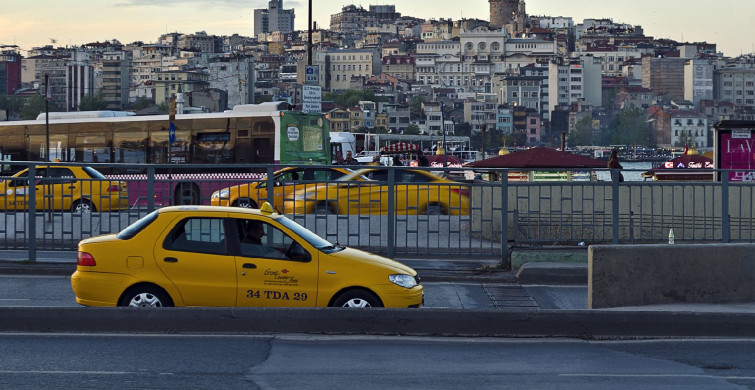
[[714, 67, 755, 108], [0, 49, 22, 95], [669, 109, 709, 148], [101, 51, 131, 110], [684, 59, 714, 109], [548, 56, 603, 113], [642, 56, 686, 101], [154, 70, 210, 105], [320, 49, 381, 91]]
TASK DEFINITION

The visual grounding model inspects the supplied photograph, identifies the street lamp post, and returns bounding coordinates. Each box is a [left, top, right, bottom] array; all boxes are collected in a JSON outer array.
[[441, 102, 447, 167]]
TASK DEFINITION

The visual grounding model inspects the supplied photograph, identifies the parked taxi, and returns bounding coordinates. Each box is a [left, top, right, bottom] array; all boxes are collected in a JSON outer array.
[[283, 167, 470, 215], [71, 203, 423, 308], [0, 165, 128, 213], [210, 166, 355, 211]]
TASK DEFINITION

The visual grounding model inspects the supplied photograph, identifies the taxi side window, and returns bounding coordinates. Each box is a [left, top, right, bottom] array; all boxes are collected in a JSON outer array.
[[236, 218, 310, 262], [166, 218, 227, 255], [49, 168, 77, 184]]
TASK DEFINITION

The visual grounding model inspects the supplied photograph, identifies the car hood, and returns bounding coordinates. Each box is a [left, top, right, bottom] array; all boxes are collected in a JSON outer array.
[[327, 247, 417, 276]]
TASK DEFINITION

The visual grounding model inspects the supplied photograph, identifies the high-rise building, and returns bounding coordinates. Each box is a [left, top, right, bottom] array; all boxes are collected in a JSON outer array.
[[254, 0, 295, 38], [0, 49, 22, 95]]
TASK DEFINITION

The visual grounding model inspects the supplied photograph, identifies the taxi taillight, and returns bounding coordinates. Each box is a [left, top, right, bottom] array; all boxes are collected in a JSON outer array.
[[77, 252, 96, 266], [106, 185, 120, 192], [451, 188, 470, 197]]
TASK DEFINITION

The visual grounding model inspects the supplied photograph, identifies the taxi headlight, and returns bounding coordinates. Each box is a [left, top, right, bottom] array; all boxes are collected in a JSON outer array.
[[212, 189, 230, 199], [389, 274, 417, 289]]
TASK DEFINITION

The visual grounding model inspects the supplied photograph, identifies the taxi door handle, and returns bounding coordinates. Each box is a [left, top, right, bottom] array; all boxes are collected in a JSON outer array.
[[243, 263, 257, 269], [163, 257, 178, 263], [68, 185, 76, 189]]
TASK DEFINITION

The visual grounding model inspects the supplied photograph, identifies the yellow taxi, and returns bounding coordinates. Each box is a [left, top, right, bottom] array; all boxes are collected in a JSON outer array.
[[283, 167, 470, 215], [0, 165, 129, 213], [210, 166, 355, 211], [71, 203, 423, 308]]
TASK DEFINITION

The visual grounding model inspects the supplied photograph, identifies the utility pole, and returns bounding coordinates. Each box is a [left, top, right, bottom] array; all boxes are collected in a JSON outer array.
[[307, 0, 312, 65], [44, 74, 50, 162]]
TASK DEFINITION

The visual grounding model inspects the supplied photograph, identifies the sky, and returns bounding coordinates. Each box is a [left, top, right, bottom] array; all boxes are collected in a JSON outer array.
[[2, 0, 753, 57]]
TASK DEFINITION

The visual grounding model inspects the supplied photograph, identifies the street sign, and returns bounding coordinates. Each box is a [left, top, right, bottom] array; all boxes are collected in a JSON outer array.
[[305, 65, 319, 85], [302, 85, 322, 113], [169, 122, 176, 144]]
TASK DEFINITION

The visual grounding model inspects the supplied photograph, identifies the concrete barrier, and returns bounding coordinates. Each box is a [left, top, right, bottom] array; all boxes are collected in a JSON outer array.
[[2, 307, 755, 338], [589, 244, 755, 309]]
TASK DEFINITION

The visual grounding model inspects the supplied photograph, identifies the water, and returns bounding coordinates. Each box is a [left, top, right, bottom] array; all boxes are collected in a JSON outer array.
[[595, 161, 652, 182]]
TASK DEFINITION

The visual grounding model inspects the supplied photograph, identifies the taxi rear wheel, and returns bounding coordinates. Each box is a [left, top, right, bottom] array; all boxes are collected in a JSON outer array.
[[423, 204, 447, 215], [71, 199, 95, 213], [120, 286, 173, 308], [233, 198, 257, 209], [332, 290, 382, 308]]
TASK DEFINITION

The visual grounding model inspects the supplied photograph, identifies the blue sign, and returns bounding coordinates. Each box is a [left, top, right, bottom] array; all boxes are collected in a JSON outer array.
[[169, 122, 175, 144]]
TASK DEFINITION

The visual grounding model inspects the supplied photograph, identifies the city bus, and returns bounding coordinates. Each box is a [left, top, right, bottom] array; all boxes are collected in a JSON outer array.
[[0, 102, 331, 205]]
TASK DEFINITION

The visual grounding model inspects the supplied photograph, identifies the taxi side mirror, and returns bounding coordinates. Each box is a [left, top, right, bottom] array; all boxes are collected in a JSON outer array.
[[286, 242, 310, 262]]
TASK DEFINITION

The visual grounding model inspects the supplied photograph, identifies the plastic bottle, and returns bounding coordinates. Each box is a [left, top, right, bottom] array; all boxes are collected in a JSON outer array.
[[668, 227, 675, 244]]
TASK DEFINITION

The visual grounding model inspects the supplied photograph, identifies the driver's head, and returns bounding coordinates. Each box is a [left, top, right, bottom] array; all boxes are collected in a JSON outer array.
[[247, 220, 265, 239]]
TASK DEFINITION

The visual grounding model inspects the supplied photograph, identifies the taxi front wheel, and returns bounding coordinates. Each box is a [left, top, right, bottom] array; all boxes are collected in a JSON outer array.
[[120, 286, 174, 308], [332, 290, 382, 308]]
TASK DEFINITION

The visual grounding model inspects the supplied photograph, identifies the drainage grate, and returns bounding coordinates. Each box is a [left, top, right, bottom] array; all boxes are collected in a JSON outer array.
[[483, 284, 540, 310]]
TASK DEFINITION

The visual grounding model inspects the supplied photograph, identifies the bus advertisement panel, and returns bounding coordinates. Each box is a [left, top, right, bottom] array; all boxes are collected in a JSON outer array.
[[714, 121, 755, 182]]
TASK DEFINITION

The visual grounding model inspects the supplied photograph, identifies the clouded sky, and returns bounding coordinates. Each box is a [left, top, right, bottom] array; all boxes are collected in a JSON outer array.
[[2, 0, 752, 57]]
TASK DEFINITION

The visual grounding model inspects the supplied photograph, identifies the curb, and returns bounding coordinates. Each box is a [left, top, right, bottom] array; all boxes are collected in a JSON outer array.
[[2, 307, 754, 338]]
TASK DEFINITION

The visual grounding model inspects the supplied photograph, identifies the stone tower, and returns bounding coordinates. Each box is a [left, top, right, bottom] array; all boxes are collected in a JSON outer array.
[[489, 0, 526, 34]]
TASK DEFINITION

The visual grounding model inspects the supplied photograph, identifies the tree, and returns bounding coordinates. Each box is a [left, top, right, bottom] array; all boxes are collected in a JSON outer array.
[[409, 95, 425, 117], [128, 97, 154, 111], [323, 89, 387, 108], [404, 123, 420, 135], [675, 130, 695, 148], [0, 95, 24, 119], [567, 116, 595, 147], [453, 122, 471, 137], [78, 93, 108, 111], [609, 106, 651, 146], [20, 96, 60, 120]]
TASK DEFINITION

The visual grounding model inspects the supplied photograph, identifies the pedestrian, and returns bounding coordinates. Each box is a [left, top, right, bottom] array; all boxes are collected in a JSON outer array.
[[367, 155, 382, 166], [392, 155, 403, 166], [418, 151, 430, 167], [607, 149, 624, 182], [341, 150, 359, 165]]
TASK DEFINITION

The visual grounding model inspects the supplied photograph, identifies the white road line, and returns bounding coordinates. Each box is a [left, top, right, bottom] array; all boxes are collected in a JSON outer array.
[[0, 370, 132, 375], [562, 374, 755, 380]]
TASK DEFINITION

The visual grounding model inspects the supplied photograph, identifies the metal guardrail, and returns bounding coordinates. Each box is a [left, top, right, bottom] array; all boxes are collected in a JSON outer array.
[[1, 162, 753, 265]]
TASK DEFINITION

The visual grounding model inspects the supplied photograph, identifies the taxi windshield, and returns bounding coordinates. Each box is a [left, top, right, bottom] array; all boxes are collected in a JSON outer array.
[[275, 215, 339, 250]]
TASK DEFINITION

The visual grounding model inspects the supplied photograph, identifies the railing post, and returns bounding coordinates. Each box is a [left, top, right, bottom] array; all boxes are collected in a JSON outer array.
[[500, 168, 509, 268], [387, 167, 395, 259], [266, 165, 275, 206], [28, 165, 37, 263], [721, 170, 730, 243], [611, 169, 620, 244], [147, 166, 155, 212]]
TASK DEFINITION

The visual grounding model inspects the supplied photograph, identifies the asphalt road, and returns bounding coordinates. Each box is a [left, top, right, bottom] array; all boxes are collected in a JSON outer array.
[[2, 334, 754, 389], [0, 275, 588, 310]]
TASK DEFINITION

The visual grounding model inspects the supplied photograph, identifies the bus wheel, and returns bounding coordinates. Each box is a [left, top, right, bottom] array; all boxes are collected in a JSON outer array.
[[174, 183, 200, 205], [71, 199, 95, 213], [314, 202, 336, 215], [233, 198, 257, 209]]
